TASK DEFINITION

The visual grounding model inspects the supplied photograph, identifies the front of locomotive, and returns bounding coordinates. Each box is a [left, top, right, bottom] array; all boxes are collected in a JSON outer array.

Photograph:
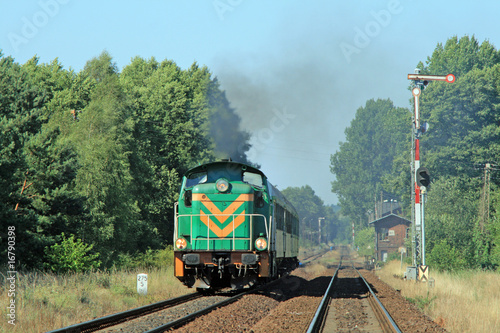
[[174, 161, 271, 290]]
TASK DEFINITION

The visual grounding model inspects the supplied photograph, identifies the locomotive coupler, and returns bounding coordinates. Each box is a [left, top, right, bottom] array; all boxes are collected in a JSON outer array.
[[218, 257, 224, 278]]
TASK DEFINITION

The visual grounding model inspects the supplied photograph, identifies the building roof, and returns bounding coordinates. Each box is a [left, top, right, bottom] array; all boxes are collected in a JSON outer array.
[[368, 213, 411, 225], [380, 200, 401, 216]]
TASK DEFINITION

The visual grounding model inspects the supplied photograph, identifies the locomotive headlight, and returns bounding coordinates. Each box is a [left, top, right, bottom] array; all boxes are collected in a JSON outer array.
[[216, 178, 230, 192], [255, 237, 268, 251], [175, 237, 188, 250]]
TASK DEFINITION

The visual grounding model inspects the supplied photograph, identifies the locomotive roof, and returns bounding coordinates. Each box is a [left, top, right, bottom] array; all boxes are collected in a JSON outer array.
[[184, 161, 266, 178], [267, 182, 299, 217], [184, 161, 298, 217]]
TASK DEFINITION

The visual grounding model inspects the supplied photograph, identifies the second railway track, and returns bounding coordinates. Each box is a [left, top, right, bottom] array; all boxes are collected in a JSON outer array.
[[308, 261, 401, 332]]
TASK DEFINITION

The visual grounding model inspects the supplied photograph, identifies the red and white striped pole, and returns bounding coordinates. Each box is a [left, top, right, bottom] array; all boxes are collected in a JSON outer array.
[[412, 87, 422, 232]]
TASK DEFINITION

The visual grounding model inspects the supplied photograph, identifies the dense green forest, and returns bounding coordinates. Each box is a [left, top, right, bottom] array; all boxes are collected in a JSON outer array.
[[0, 49, 346, 271], [331, 36, 500, 270], [0, 51, 253, 269]]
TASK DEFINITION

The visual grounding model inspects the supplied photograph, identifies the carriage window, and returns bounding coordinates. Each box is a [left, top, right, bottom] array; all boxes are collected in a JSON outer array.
[[185, 172, 207, 187], [243, 171, 263, 188]]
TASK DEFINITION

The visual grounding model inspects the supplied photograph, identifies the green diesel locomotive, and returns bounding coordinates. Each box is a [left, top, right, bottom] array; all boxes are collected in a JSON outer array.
[[174, 160, 299, 290]]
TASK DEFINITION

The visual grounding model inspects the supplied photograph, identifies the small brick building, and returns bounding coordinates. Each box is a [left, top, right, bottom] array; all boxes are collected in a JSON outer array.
[[369, 214, 411, 262]]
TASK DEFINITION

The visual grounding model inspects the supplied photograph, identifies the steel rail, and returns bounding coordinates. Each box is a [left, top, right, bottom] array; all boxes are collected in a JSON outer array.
[[355, 266, 402, 333], [305, 260, 342, 333], [46, 292, 202, 333]]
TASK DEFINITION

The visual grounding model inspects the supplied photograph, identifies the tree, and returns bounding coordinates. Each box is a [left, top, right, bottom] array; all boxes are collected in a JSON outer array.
[[0, 51, 255, 269], [330, 99, 411, 226], [70, 53, 140, 264], [424, 177, 479, 268], [0, 55, 79, 268], [120, 57, 254, 248], [413, 36, 500, 269], [418, 65, 500, 180], [420, 35, 499, 78]]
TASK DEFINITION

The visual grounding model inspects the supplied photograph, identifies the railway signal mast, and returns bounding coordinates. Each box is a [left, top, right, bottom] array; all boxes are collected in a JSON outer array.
[[407, 71, 455, 269]]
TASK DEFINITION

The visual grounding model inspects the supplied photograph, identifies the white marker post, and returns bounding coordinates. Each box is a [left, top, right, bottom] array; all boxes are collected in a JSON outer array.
[[137, 273, 148, 296]]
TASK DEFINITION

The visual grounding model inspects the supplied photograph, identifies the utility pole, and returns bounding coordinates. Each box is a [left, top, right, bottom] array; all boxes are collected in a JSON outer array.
[[480, 163, 492, 232], [407, 71, 455, 267], [352, 222, 355, 247], [318, 217, 325, 244]]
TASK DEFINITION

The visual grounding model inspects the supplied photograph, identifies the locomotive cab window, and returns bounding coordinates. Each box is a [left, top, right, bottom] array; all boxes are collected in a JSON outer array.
[[185, 171, 207, 187], [243, 171, 263, 188]]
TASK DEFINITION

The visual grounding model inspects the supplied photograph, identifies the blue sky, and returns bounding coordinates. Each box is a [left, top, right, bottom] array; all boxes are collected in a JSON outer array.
[[1, 1, 499, 205]]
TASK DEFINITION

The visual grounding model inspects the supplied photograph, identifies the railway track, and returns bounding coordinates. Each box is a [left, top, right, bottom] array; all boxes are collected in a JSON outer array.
[[48, 279, 282, 333], [307, 261, 401, 333], [46, 292, 202, 332], [300, 247, 332, 265]]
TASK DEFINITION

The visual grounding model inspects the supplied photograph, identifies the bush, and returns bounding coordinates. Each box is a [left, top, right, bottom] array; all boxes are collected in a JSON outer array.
[[427, 239, 466, 272], [44, 233, 101, 273]]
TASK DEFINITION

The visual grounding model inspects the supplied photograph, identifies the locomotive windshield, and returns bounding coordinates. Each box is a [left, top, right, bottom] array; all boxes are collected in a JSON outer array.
[[243, 171, 264, 188], [184, 168, 264, 188], [185, 171, 207, 187]]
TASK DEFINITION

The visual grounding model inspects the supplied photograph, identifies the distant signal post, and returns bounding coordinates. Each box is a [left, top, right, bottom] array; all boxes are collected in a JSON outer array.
[[407, 72, 455, 269]]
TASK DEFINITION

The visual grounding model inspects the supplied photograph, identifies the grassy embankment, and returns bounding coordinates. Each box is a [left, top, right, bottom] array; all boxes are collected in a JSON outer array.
[[376, 260, 500, 333], [0, 266, 190, 333]]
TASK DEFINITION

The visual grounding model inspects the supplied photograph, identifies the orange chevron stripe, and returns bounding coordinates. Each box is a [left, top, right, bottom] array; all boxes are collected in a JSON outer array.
[[200, 210, 247, 238], [195, 193, 253, 224]]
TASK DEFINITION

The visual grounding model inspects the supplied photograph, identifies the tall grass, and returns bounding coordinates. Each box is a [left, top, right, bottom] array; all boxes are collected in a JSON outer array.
[[0, 266, 190, 333], [376, 260, 500, 333]]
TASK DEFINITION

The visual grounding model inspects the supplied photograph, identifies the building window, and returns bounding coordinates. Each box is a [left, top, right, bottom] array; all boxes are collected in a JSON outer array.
[[379, 228, 388, 241]]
